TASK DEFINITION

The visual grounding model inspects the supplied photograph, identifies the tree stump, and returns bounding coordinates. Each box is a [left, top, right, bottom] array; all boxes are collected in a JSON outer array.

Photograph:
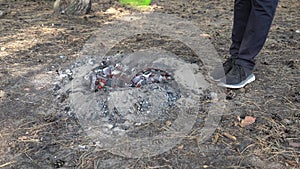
[[54, 0, 91, 15]]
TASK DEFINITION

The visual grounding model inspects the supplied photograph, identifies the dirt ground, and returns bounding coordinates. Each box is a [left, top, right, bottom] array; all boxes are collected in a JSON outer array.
[[0, 0, 299, 168]]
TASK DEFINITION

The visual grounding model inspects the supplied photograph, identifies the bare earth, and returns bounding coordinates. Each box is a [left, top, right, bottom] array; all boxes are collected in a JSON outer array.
[[0, 0, 299, 168]]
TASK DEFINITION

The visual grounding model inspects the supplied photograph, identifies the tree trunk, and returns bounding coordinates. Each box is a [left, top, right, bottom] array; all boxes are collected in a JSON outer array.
[[54, 0, 91, 15]]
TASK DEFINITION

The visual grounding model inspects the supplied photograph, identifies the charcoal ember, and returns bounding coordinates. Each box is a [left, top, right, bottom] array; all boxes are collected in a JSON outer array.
[[167, 90, 180, 105], [105, 79, 112, 87], [120, 124, 130, 130], [136, 80, 146, 88], [53, 159, 65, 168], [65, 69, 72, 76], [64, 106, 70, 112], [166, 75, 173, 80], [53, 84, 61, 91], [101, 110, 109, 117], [98, 101, 109, 117], [97, 84, 104, 90], [150, 73, 163, 83], [88, 60, 175, 92], [103, 66, 112, 76], [132, 98, 150, 113], [108, 107, 125, 125], [98, 60, 109, 69], [133, 102, 142, 112], [132, 75, 143, 84], [139, 99, 151, 109], [115, 63, 121, 67], [142, 72, 152, 79], [130, 68, 174, 87], [96, 77, 107, 85], [94, 67, 102, 73]]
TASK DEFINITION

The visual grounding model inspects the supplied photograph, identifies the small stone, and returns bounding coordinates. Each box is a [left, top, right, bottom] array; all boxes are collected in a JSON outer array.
[[115, 63, 122, 69], [165, 121, 172, 127], [78, 145, 87, 149], [59, 55, 65, 59], [177, 145, 184, 150], [239, 88, 246, 93], [24, 87, 30, 92], [106, 124, 114, 129], [210, 92, 218, 100], [53, 84, 61, 91], [65, 69, 72, 75], [88, 59, 95, 65], [283, 119, 293, 125], [0, 10, 6, 18], [0, 90, 5, 98], [296, 30, 300, 33]]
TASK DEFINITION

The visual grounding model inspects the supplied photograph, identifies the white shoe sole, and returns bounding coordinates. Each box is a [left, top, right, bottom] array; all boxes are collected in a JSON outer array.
[[210, 76, 223, 82], [218, 74, 255, 89]]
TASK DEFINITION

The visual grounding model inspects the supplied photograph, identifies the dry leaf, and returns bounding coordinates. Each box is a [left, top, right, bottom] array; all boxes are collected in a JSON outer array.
[[18, 136, 28, 141], [240, 116, 256, 127], [199, 33, 210, 37], [212, 133, 219, 144], [23, 87, 30, 92], [177, 145, 184, 150]]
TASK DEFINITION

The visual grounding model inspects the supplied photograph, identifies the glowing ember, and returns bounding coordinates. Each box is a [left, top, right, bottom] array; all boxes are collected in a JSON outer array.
[[88, 61, 174, 91]]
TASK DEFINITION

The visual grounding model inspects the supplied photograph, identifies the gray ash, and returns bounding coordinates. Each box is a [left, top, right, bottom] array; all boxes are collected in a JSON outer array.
[[82, 61, 181, 131], [91, 83, 181, 130]]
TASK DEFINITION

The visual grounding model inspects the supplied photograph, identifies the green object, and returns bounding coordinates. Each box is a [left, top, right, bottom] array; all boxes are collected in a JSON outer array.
[[119, 0, 151, 6]]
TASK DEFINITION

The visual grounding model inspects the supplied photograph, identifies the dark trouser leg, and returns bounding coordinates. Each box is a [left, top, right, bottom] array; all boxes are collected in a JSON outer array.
[[235, 0, 278, 70], [230, 0, 251, 58]]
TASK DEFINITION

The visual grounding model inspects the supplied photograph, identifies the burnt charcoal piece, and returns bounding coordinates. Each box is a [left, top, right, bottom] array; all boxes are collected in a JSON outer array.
[[130, 68, 174, 87]]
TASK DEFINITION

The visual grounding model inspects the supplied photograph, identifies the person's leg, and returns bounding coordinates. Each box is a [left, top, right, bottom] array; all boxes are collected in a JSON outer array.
[[210, 0, 251, 81], [219, 0, 278, 88], [235, 0, 278, 70], [230, 0, 252, 57]]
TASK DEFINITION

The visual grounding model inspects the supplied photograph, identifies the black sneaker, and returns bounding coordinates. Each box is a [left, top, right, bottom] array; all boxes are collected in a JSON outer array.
[[210, 57, 236, 81], [218, 64, 255, 89]]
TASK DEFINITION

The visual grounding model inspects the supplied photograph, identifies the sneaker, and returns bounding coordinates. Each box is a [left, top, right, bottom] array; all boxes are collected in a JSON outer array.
[[218, 64, 255, 89], [210, 57, 236, 81]]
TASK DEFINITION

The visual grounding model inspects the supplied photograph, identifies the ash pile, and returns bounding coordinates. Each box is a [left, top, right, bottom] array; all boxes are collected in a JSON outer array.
[[53, 49, 214, 158], [81, 59, 181, 131]]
